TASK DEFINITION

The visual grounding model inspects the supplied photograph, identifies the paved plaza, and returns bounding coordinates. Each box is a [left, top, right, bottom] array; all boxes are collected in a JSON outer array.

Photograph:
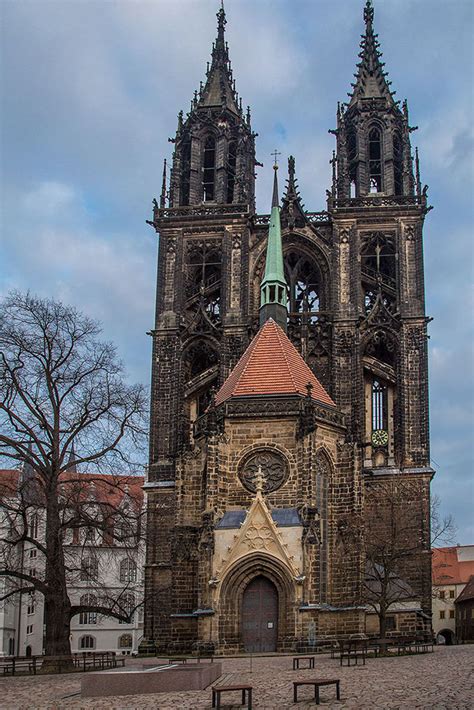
[[0, 645, 473, 709]]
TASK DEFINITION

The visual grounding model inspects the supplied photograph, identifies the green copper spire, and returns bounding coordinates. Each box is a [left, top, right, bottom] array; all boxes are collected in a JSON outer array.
[[259, 157, 288, 332]]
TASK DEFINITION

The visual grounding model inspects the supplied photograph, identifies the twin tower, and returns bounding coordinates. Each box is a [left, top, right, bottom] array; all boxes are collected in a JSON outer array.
[[143, 1, 433, 653]]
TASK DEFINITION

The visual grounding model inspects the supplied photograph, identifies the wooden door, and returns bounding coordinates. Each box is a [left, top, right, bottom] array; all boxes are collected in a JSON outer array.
[[241, 575, 278, 652]]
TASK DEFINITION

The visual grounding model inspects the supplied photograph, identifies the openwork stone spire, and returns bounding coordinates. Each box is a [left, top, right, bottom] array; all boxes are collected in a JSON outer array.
[[259, 160, 288, 332], [349, 0, 395, 107], [197, 3, 241, 115]]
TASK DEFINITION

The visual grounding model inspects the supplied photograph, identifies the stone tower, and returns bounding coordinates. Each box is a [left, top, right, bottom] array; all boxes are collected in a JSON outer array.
[[143, 1, 433, 653]]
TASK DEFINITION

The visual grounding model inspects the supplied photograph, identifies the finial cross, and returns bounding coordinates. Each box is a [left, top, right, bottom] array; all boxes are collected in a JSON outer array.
[[271, 149, 281, 168]]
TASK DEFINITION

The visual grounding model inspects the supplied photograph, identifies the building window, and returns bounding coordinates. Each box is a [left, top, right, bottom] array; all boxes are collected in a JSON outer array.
[[26, 625, 33, 635], [8, 638, 15, 656], [368, 127, 382, 193], [202, 136, 216, 201], [439, 590, 445, 599], [371, 379, 387, 431], [118, 634, 133, 649], [385, 616, 396, 631], [79, 635, 96, 650], [449, 590, 455, 599], [449, 609, 455, 619], [119, 559, 137, 583], [119, 593, 135, 624], [27, 596, 35, 615], [180, 136, 191, 206], [347, 128, 357, 196], [227, 140, 237, 203], [440, 610, 445, 619], [29, 514, 39, 540], [393, 133, 403, 196], [284, 252, 321, 324], [29, 549, 37, 559], [79, 594, 97, 625], [80, 557, 98, 582]]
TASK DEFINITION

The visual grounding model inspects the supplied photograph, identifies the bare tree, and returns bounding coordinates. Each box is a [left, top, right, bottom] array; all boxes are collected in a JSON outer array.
[[0, 292, 147, 660], [341, 478, 431, 641], [430, 493, 457, 547]]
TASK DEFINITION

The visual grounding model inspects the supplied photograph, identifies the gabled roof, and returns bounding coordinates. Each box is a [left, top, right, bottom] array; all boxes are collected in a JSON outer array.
[[456, 575, 474, 604], [432, 546, 474, 586], [215, 319, 335, 407]]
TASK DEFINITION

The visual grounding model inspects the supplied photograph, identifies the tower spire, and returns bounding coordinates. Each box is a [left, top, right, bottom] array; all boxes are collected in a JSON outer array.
[[196, 1, 239, 114], [259, 155, 287, 332], [349, 0, 395, 107]]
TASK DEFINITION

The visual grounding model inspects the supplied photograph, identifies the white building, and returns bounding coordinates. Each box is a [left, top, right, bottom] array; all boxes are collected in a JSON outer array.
[[432, 545, 474, 644], [0, 468, 145, 657]]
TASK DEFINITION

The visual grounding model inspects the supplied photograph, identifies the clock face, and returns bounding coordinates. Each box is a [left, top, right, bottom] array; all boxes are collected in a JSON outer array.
[[372, 429, 389, 447]]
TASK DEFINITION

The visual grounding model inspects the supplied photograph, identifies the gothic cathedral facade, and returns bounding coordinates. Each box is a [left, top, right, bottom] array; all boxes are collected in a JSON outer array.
[[143, 1, 433, 654]]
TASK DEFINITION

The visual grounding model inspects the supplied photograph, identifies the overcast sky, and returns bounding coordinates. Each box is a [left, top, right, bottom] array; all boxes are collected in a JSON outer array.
[[1, 0, 473, 543]]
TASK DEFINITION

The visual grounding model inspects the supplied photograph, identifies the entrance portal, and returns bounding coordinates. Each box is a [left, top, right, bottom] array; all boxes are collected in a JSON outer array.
[[241, 575, 278, 652]]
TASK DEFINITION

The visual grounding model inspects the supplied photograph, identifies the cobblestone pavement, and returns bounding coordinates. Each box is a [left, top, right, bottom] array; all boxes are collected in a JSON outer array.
[[1, 645, 473, 710]]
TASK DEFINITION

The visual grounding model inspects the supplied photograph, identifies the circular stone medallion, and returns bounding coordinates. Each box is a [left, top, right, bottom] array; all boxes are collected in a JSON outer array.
[[239, 450, 289, 493]]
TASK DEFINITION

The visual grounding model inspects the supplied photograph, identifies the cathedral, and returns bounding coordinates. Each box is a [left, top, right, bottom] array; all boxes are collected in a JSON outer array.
[[143, 1, 433, 654]]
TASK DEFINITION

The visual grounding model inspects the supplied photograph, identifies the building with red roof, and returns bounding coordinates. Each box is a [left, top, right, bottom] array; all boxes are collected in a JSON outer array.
[[432, 545, 474, 644]]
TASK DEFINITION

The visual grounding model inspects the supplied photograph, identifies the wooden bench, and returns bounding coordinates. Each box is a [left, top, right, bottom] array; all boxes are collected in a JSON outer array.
[[338, 640, 367, 666], [211, 683, 253, 709], [1, 656, 37, 676], [168, 657, 188, 664], [293, 655, 315, 670], [293, 679, 340, 705]]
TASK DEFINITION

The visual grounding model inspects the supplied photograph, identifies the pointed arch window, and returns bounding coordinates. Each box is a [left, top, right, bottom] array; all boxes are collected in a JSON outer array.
[[347, 128, 357, 197], [79, 593, 97, 625], [393, 133, 403, 196], [202, 136, 216, 201], [227, 140, 237, 203], [284, 252, 321, 324], [180, 136, 191, 206], [368, 127, 382, 193], [372, 379, 387, 431]]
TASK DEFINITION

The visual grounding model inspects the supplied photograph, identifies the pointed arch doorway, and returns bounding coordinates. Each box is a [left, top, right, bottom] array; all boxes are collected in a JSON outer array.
[[241, 575, 278, 652]]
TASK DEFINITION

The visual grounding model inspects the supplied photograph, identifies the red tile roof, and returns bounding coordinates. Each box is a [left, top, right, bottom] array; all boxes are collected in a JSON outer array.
[[215, 319, 335, 407], [0, 469, 144, 508], [432, 546, 474, 586]]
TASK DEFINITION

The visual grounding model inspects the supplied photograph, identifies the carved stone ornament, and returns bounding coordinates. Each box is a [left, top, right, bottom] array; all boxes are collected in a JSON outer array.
[[239, 450, 289, 493]]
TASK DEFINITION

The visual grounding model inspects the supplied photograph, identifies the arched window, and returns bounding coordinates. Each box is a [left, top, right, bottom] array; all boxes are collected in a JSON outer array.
[[372, 379, 387, 431], [284, 252, 321, 324], [186, 242, 222, 324], [119, 558, 137, 583], [80, 635, 96, 650], [80, 556, 98, 582], [118, 593, 135, 624], [79, 593, 97, 625], [180, 136, 191, 206], [368, 127, 382, 193], [361, 233, 396, 283], [29, 513, 39, 539], [227, 140, 237, 203], [202, 136, 216, 201], [393, 133, 403, 196], [118, 633, 133, 649], [347, 129, 357, 197]]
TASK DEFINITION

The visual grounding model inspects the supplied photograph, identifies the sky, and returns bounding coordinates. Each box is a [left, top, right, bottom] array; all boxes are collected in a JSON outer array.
[[1, 0, 473, 543]]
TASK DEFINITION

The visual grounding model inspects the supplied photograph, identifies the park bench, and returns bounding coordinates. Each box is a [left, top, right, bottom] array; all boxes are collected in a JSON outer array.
[[0, 656, 37, 676], [293, 655, 315, 670], [293, 678, 341, 705], [212, 674, 252, 710], [339, 639, 367, 666]]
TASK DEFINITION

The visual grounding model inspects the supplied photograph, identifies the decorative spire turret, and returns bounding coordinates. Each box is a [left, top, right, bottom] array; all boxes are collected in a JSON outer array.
[[349, 0, 395, 107], [260, 155, 288, 332], [281, 155, 306, 229]]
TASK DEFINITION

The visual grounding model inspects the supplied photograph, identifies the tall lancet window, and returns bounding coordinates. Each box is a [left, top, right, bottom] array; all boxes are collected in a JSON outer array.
[[347, 129, 357, 197], [393, 133, 403, 196], [227, 140, 237, 203], [372, 378, 387, 431], [202, 136, 216, 201], [180, 137, 191, 206], [368, 127, 382, 193]]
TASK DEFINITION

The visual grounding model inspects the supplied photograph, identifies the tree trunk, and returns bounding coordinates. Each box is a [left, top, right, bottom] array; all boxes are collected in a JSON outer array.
[[42, 478, 73, 669]]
